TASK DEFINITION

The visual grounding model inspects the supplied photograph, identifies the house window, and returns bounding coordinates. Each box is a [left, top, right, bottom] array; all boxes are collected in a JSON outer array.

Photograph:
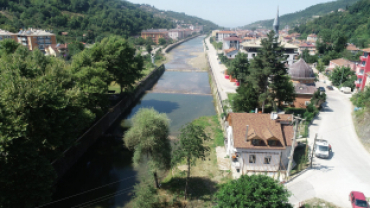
[[252, 139, 258, 145], [264, 156, 271, 164], [249, 155, 256, 163], [268, 140, 277, 146]]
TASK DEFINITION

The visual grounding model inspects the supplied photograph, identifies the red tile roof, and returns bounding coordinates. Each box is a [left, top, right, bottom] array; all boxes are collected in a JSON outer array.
[[227, 113, 294, 149], [224, 47, 237, 54], [346, 44, 360, 51], [223, 37, 242, 42], [362, 48, 370, 53], [330, 58, 352, 67]]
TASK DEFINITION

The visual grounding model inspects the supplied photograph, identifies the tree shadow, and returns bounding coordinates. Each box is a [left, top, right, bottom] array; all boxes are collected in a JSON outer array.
[[161, 176, 217, 201]]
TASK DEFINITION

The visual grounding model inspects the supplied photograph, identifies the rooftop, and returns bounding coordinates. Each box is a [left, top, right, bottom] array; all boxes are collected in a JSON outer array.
[[346, 44, 360, 51], [361, 48, 370, 53], [330, 58, 353, 67], [142, 29, 168, 33], [289, 59, 315, 80], [294, 83, 317, 95], [224, 47, 237, 54], [227, 113, 294, 150], [17, 29, 55, 36], [0, 29, 16, 36], [223, 37, 242, 42], [218, 31, 235, 34]]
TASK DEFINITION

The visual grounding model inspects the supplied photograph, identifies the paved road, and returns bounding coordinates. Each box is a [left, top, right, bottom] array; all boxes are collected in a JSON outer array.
[[205, 37, 237, 100], [287, 82, 370, 207]]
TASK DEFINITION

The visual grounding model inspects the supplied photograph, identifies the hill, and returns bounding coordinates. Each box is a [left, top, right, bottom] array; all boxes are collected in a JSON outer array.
[[0, 0, 217, 44], [241, 0, 360, 30], [293, 0, 370, 48]]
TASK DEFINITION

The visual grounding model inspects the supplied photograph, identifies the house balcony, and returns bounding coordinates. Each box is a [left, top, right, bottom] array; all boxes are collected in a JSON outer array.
[[357, 73, 364, 78], [360, 56, 367, 62], [359, 64, 366, 69]]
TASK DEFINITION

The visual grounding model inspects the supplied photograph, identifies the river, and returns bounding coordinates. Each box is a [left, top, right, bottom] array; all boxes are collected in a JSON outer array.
[[48, 36, 216, 208]]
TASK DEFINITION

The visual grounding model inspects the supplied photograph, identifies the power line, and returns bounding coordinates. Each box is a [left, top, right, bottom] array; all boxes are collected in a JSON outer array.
[[71, 187, 134, 208], [35, 175, 136, 208]]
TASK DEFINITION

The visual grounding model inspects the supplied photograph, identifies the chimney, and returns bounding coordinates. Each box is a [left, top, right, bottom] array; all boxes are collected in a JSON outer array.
[[245, 125, 249, 141], [270, 112, 278, 120]]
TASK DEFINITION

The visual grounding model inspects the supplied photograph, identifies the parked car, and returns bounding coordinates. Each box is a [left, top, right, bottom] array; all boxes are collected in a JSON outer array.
[[318, 87, 326, 92], [326, 85, 333, 90], [314, 139, 331, 159], [340, 87, 352, 94], [349, 191, 369, 208]]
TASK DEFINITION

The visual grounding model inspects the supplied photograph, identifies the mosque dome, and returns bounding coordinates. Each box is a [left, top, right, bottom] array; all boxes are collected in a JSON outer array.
[[288, 58, 315, 82]]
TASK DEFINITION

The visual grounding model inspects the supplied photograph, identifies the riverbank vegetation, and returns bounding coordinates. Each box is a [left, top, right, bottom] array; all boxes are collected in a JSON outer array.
[[0, 36, 144, 207]]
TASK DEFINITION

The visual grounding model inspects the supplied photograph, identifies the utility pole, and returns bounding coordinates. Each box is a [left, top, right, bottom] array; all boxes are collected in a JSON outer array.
[[311, 133, 318, 168]]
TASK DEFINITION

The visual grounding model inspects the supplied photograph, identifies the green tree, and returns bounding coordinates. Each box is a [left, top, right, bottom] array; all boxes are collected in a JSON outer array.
[[0, 39, 19, 57], [146, 44, 153, 55], [232, 81, 258, 113], [132, 177, 159, 208], [311, 90, 326, 107], [215, 174, 292, 208], [228, 53, 249, 83], [158, 37, 166, 45], [172, 122, 210, 200], [0, 49, 95, 208], [329, 66, 356, 89], [67, 41, 85, 58], [316, 59, 326, 73], [124, 108, 171, 189], [248, 31, 295, 112], [351, 86, 370, 107]]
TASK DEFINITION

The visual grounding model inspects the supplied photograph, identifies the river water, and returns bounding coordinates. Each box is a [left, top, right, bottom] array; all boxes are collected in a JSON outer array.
[[49, 36, 216, 208]]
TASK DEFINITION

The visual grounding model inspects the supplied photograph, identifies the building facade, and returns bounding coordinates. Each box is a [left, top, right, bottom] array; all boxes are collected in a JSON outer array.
[[0, 29, 17, 41], [168, 29, 184, 40], [141, 29, 169, 44], [216, 31, 236, 42], [355, 48, 370, 91], [226, 113, 294, 179], [17, 29, 57, 51]]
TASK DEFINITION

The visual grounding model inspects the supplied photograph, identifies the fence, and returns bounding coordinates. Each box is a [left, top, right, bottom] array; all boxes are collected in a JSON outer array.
[[52, 64, 166, 179]]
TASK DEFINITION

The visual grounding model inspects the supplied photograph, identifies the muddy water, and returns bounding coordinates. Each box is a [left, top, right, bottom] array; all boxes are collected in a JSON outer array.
[[49, 36, 215, 208]]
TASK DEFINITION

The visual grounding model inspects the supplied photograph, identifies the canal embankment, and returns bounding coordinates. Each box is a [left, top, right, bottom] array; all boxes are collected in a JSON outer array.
[[52, 64, 165, 179]]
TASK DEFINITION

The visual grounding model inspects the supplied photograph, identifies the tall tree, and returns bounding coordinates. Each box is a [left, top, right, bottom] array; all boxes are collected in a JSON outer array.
[[172, 122, 210, 200], [329, 66, 356, 89], [124, 108, 171, 189], [232, 81, 258, 113], [248, 31, 295, 112], [0, 48, 95, 208], [215, 174, 292, 208], [228, 52, 249, 84]]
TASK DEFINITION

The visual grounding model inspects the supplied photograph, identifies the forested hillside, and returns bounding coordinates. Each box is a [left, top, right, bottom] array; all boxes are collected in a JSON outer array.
[[139, 4, 218, 32], [0, 0, 217, 44], [241, 0, 360, 29], [293, 0, 370, 48]]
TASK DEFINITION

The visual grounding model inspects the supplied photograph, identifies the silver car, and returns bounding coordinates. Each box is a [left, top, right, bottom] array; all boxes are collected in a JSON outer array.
[[314, 139, 331, 159]]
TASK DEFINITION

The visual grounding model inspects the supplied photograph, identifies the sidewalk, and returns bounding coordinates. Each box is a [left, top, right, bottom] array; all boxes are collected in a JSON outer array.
[[205, 37, 237, 101]]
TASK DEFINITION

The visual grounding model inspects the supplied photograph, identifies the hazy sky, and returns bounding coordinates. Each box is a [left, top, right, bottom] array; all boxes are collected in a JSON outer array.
[[127, 0, 336, 27]]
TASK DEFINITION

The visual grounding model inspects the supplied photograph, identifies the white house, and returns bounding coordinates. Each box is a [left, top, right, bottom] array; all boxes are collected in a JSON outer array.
[[168, 29, 184, 40], [216, 31, 236, 42], [222, 36, 241, 51], [241, 41, 298, 65], [226, 113, 294, 178], [224, 48, 238, 59]]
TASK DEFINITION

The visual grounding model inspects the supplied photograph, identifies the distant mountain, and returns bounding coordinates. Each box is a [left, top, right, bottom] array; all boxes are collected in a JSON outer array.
[[241, 0, 360, 30], [0, 0, 217, 44]]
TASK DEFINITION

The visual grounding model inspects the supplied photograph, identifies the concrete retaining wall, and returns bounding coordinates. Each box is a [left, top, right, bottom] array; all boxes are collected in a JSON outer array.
[[52, 65, 166, 179], [164, 34, 201, 53]]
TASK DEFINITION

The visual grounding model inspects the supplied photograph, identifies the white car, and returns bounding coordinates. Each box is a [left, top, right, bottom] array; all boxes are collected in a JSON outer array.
[[314, 139, 331, 159], [340, 87, 351, 94]]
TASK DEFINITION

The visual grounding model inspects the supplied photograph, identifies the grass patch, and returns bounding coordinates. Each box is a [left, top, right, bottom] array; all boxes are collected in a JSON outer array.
[[301, 198, 340, 208]]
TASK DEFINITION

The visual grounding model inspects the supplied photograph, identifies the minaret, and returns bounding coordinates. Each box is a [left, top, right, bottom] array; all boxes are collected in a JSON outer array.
[[273, 6, 279, 39]]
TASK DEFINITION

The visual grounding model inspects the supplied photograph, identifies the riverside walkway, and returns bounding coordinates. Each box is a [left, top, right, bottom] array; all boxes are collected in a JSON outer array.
[[205, 37, 237, 101]]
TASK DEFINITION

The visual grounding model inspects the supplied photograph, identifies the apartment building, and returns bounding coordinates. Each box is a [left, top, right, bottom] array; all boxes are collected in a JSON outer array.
[[141, 29, 169, 44], [355, 48, 370, 91], [17, 29, 57, 51], [0, 29, 17, 41], [168, 29, 184, 40]]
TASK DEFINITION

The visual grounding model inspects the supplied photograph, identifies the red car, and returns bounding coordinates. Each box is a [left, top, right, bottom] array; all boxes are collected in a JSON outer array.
[[349, 191, 369, 208]]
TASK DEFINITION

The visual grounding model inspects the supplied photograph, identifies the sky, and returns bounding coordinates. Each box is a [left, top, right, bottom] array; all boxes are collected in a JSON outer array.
[[127, 0, 337, 27]]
